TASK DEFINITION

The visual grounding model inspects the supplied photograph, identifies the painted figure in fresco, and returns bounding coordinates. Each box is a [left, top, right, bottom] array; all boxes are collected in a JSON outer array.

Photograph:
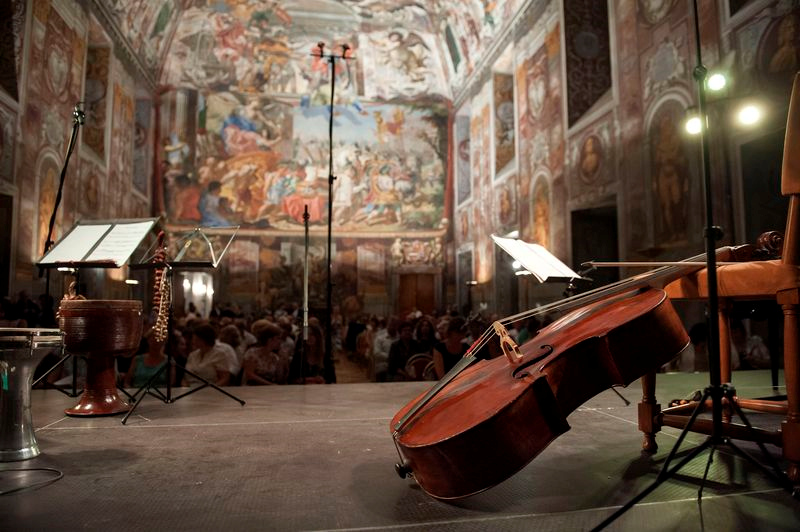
[[164, 132, 190, 169], [769, 14, 798, 74], [533, 179, 550, 249], [173, 174, 202, 223], [653, 113, 688, 243], [384, 31, 430, 83], [498, 185, 513, 227], [580, 136, 601, 181], [200, 180, 231, 227], [391, 238, 405, 266]]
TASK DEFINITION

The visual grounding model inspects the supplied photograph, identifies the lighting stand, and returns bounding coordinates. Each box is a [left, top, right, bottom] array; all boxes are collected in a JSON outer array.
[[593, 3, 795, 528], [311, 42, 353, 383]]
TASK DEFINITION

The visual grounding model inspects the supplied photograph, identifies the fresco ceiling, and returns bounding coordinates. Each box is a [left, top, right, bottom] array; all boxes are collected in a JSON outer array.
[[101, 0, 525, 100]]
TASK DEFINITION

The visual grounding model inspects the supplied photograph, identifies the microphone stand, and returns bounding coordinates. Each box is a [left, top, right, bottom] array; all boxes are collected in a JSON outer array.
[[33, 103, 84, 398], [301, 205, 310, 383], [310, 42, 352, 383], [40, 103, 85, 298], [592, 3, 794, 529]]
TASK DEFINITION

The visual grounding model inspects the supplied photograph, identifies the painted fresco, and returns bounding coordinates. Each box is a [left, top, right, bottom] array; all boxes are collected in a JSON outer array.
[[493, 73, 515, 176], [105, 0, 180, 76], [16, 2, 86, 269], [496, 174, 518, 232], [227, 239, 260, 293], [360, 29, 448, 100], [532, 177, 551, 249], [649, 101, 691, 246], [564, 0, 612, 126], [0, 1, 17, 100], [514, 23, 564, 255], [161, 1, 447, 100], [111, 81, 135, 205], [434, 0, 522, 91], [83, 46, 110, 162], [79, 155, 104, 217], [455, 114, 470, 205], [36, 152, 61, 255], [0, 100, 15, 182], [756, 9, 800, 90], [457, 247, 473, 312], [164, 96, 446, 232], [133, 99, 151, 196]]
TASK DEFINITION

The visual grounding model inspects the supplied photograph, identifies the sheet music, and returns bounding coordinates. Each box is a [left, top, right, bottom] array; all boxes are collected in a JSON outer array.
[[85, 220, 156, 265], [492, 235, 580, 283], [39, 224, 112, 264]]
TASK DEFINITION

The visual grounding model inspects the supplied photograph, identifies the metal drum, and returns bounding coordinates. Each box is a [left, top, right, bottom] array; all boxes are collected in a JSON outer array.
[[59, 300, 142, 416], [0, 328, 63, 461]]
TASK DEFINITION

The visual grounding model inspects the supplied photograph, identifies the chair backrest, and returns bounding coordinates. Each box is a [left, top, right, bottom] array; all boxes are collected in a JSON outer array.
[[782, 72, 800, 266]]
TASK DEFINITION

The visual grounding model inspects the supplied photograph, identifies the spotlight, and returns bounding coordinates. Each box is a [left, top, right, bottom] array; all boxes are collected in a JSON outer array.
[[707, 73, 727, 91], [736, 104, 762, 126], [512, 260, 521, 270], [685, 115, 703, 135], [124, 279, 139, 285]]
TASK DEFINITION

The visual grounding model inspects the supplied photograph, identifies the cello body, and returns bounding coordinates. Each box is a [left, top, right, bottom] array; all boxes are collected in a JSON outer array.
[[391, 288, 688, 499]]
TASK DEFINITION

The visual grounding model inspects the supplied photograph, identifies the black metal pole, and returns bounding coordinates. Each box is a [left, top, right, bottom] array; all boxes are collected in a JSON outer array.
[[691, 0, 723, 434], [41, 103, 85, 298], [311, 42, 351, 384], [325, 48, 336, 383]]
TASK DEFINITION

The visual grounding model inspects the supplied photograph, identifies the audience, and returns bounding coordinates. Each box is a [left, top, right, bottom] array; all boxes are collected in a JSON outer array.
[[242, 320, 287, 385], [184, 323, 231, 387]]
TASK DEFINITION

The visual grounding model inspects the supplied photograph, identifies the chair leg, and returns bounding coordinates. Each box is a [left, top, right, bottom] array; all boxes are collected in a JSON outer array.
[[638, 371, 660, 452], [779, 295, 800, 482]]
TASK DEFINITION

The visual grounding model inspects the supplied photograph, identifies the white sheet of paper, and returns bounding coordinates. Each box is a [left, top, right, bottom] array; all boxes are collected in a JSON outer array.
[[39, 224, 112, 264], [492, 235, 580, 283], [85, 220, 156, 265]]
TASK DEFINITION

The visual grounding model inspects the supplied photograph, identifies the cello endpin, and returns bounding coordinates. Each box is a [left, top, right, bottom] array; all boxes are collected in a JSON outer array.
[[395, 461, 412, 479]]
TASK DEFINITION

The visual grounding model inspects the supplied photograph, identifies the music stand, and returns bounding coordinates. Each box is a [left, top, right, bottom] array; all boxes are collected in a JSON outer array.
[[122, 226, 244, 425], [33, 218, 159, 397]]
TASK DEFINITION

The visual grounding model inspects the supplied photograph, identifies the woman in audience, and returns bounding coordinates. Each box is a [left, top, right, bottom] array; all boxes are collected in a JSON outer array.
[[242, 320, 287, 385], [124, 328, 170, 388], [432, 317, 469, 379], [183, 323, 231, 387], [288, 323, 326, 384]]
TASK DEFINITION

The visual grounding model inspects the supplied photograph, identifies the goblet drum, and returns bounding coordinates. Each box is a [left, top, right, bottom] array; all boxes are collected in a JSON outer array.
[[0, 328, 64, 461], [59, 299, 142, 416]]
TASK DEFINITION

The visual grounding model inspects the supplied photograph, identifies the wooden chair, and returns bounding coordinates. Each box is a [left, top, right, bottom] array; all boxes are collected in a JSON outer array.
[[638, 72, 800, 482]]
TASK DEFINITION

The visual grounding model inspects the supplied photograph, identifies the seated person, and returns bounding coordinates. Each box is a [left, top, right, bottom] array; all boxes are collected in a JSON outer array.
[[432, 317, 469, 379], [183, 323, 230, 387], [242, 321, 287, 385], [386, 321, 420, 381], [124, 328, 170, 388], [288, 323, 327, 384]]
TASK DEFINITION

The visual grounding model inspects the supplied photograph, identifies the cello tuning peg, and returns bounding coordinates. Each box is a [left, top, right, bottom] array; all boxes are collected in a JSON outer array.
[[395, 461, 412, 479]]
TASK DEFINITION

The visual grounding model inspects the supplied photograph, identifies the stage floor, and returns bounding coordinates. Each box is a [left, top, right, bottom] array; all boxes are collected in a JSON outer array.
[[1, 370, 799, 531]]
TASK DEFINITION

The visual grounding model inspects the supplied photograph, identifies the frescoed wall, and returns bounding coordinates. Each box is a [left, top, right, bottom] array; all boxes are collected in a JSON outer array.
[[4, 0, 800, 321], [6, 1, 154, 293]]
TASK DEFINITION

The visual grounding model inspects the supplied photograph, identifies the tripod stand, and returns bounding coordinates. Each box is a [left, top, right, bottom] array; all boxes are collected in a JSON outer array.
[[594, 3, 796, 528], [122, 243, 245, 425]]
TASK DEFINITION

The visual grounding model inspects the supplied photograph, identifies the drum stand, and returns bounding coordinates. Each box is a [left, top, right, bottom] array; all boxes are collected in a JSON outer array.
[[592, 3, 795, 529], [121, 267, 244, 425]]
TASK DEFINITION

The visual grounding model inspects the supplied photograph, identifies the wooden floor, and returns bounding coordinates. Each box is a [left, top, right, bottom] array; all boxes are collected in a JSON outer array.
[[1, 370, 799, 531]]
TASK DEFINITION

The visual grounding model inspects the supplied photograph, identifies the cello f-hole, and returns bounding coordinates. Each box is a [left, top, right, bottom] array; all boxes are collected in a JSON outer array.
[[512, 345, 554, 379]]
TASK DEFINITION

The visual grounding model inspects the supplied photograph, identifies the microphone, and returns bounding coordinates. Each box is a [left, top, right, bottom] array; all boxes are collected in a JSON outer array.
[[341, 43, 350, 58], [73, 101, 86, 125]]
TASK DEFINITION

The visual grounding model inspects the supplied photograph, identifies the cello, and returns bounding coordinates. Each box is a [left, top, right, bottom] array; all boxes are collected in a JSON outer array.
[[390, 247, 753, 500]]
